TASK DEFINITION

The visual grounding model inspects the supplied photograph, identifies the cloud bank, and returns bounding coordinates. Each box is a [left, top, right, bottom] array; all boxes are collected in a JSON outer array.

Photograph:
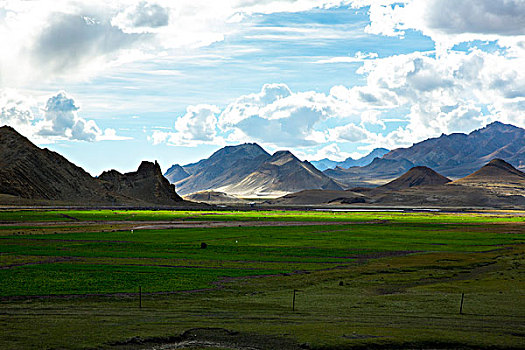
[[0, 90, 128, 142]]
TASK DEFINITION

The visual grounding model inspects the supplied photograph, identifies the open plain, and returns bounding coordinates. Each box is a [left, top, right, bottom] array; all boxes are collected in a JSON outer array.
[[0, 209, 524, 349]]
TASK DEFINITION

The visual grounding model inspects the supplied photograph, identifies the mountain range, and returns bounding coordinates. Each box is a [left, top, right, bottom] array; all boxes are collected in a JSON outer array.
[[2, 120, 524, 208], [166, 144, 342, 197], [273, 159, 525, 208], [0, 126, 184, 206], [323, 121, 525, 188], [311, 148, 390, 171]]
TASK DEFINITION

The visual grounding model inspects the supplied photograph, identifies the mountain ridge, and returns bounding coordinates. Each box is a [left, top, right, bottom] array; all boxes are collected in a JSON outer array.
[[0, 126, 184, 206]]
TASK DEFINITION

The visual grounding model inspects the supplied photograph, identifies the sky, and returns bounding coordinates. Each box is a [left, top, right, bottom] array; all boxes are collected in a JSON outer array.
[[0, 0, 524, 175]]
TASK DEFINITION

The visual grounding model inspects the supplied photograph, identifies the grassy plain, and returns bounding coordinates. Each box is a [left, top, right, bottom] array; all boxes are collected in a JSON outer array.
[[0, 209, 524, 349]]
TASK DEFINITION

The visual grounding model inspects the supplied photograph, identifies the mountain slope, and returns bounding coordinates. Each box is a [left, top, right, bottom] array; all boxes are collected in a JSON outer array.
[[383, 122, 525, 177], [216, 150, 344, 197], [0, 126, 110, 203], [311, 148, 389, 171]]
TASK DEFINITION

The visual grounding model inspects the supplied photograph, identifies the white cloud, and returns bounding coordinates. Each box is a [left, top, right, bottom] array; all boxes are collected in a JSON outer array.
[[111, 1, 169, 34], [304, 143, 351, 162], [354, 0, 525, 52], [314, 51, 378, 64], [219, 83, 337, 147], [0, 0, 353, 86], [0, 90, 128, 142], [151, 104, 222, 146], [327, 123, 370, 142], [154, 45, 524, 152]]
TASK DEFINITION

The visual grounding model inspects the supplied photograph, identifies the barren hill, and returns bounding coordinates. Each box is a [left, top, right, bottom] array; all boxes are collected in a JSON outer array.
[[378, 166, 451, 191], [324, 157, 415, 188], [452, 159, 525, 196], [272, 189, 367, 205]]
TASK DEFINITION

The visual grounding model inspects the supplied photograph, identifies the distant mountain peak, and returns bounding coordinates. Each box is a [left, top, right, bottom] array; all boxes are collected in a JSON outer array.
[[137, 160, 161, 174], [273, 150, 294, 158]]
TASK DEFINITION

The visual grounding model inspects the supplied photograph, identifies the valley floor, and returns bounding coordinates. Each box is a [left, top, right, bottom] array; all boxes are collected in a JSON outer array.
[[0, 209, 524, 349]]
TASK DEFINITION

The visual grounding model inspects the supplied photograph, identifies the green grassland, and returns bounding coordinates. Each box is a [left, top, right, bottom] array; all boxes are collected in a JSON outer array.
[[0, 209, 524, 349]]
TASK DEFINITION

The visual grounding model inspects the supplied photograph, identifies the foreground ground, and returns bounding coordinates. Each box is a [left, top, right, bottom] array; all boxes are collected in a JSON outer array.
[[0, 209, 524, 349]]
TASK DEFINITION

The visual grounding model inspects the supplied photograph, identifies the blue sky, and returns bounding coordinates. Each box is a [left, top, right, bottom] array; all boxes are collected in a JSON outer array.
[[0, 1, 524, 175]]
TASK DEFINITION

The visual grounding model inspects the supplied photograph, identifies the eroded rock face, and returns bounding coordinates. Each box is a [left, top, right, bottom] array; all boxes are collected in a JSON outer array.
[[99, 161, 183, 204]]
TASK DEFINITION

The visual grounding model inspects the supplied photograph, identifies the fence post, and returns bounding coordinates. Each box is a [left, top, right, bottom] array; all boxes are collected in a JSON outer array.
[[292, 289, 296, 311], [139, 285, 142, 309], [459, 293, 464, 314]]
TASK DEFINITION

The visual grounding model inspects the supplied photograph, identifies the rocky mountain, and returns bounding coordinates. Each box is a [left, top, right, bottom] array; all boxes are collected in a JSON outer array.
[[383, 122, 525, 177], [172, 143, 271, 195], [324, 122, 525, 188], [166, 144, 342, 196], [0, 126, 183, 206], [215, 150, 343, 197], [311, 148, 389, 171], [99, 161, 182, 205], [377, 166, 451, 191]]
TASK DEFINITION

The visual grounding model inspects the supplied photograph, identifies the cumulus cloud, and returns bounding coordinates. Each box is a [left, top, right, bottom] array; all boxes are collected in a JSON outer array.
[[219, 83, 338, 147], [354, 0, 525, 51], [151, 104, 222, 146], [155, 45, 524, 152], [112, 1, 169, 33], [0, 90, 129, 142]]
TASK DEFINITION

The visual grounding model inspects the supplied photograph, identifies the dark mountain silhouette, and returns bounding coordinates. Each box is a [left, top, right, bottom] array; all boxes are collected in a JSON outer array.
[[0, 126, 110, 203], [311, 148, 389, 171], [0, 126, 183, 206], [99, 161, 182, 205], [378, 166, 451, 191]]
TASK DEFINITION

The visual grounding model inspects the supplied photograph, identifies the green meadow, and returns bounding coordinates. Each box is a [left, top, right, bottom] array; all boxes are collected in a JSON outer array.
[[0, 210, 523, 349]]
